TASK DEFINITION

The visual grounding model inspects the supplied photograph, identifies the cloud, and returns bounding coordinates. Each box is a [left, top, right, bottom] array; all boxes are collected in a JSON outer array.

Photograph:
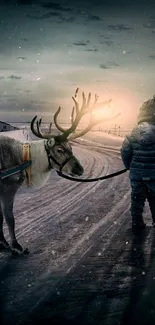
[[41, 2, 72, 12], [143, 19, 155, 29], [142, 16, 155, 33], [87, 15, 102, 21], [85, 48, 99, 52], [149, 55, 155, 59], [99, 34, 111, 39], [73, 41, 90, 46], [20, 38, 29, 41], [59, 16, 76, 23], [103, 41, 114, 47], [27, 12, 61, 20], [7, 75, 22, 80], [0, 76, 4, 79], [109, 62, 120, 67], [99, 62, 119, 69], [107, 24, 132, 31], [30, 100, 52, 105], [24, 90, 31, 93], [17, 56, 27, 60], [17, 0, 33, 5], [99, 64, 109, 69]]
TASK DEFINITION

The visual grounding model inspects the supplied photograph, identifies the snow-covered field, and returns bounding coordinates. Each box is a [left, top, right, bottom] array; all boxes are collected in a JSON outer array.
[[0, 128, 153, 325]]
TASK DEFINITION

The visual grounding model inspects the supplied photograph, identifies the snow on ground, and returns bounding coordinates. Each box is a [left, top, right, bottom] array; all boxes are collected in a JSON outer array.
[[81, 130, 124, 147]]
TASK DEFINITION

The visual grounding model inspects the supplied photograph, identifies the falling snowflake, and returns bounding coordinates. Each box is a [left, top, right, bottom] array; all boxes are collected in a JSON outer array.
[[98, 252, 101, 256], [36, 60, 40, 63], [126, 241, 129, 245], [122, 50, 126, 54], [51, 250, 55, 255], [142, 271, 145, 275], [85, 217, 89, 221]]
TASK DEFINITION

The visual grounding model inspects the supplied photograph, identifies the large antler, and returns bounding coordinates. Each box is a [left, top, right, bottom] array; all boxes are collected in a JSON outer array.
[[53, 88, 120, 141], [30, 116, 55, 139], [53, 88, 80, 134], [53, 89, 100, 140], [30, 90, 79, 140]]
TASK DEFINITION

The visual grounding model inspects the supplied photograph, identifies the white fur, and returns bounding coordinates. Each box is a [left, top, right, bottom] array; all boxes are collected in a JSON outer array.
[[22, 139, 51, 188]]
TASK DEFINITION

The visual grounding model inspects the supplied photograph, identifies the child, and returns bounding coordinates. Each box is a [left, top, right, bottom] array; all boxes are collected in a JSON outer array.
[[121, 95, 155, 230]]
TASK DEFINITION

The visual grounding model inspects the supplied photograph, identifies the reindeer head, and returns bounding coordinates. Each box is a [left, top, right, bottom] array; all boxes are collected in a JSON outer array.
[[30, 88, 120, 176]]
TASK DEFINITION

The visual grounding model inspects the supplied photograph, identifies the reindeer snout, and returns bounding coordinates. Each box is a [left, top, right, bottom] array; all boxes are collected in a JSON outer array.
[[77, 165, 84, 176], [71, 162, 84, 176]]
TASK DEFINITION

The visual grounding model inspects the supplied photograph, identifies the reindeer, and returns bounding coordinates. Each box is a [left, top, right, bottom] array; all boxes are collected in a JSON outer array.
[[0, 89, 117, 255]]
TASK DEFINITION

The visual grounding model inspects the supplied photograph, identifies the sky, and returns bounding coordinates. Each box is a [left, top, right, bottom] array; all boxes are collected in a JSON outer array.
[[0, 0, 155, 128]]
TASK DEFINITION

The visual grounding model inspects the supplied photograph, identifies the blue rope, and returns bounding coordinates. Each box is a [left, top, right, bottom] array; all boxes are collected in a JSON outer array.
[[0, 160, 32, 179]]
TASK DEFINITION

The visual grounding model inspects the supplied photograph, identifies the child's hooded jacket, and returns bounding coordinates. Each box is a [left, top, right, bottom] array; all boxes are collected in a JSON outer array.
[[121, 95, 155, 180]]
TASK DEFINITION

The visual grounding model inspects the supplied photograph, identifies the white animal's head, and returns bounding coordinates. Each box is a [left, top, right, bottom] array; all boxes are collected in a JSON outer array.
[[30, 88, 118, 176], [43, 137, 84, 176]]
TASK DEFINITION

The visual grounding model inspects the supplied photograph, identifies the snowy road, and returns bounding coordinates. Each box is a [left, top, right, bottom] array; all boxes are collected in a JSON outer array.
[[0, 133, 155, 325]]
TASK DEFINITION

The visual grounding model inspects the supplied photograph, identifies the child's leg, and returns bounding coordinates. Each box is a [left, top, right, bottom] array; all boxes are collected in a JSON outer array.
[[130, 180, 146, 228]]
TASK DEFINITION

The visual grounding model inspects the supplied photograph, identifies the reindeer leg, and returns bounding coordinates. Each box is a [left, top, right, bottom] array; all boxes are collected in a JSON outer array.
[[1, 196, 29, 255], [0, 206, 9, 250]]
